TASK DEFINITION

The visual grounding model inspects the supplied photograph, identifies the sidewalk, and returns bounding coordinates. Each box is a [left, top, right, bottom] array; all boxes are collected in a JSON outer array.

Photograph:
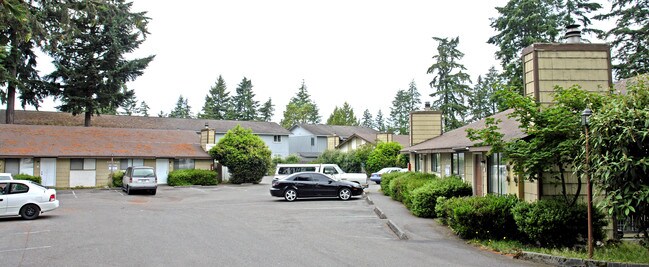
[[364, 183, 459, 241]]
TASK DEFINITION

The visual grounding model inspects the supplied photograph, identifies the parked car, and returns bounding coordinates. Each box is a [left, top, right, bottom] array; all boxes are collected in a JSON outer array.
[[369, 167, 407, 184], [274, 164, 369, 188], [122, 166, 157, 195], [0, 180, 59, 220], [0, 173, 13, 180], [270, 172, 364, 202]]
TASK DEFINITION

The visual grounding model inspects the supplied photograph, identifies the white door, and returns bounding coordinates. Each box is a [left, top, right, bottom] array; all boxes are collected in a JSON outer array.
[[156, 159, 169, 184], [0, 182, 8, 215], [40, 158, 57, 187]]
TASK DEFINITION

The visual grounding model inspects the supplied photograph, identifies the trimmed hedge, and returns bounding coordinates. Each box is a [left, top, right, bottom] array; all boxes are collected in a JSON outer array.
[[385, 172, 436, 206], [168, 169, 218, 186], [380, 172, 401, 193], [410, 176, 472, 218], [436, 194, 521, 240], [111, 171, 125, 187], [13, 174, 42, 184], [512, 198, 607, 248]]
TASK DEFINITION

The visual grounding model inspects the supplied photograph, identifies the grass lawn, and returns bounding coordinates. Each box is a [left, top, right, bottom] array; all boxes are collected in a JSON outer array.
[[471, 239, 649, 264]]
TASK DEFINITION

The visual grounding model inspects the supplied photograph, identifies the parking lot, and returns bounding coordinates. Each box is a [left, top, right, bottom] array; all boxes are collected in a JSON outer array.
[[1, 177, 541, 266]]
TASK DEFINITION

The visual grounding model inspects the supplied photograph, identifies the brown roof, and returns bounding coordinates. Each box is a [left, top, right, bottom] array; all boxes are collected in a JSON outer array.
[[0, 124, 211, 159], [336, 133, 410, 149], [614, 74, 649, 94], [402, 109, 525, 153], [290, 124, 378, 138], [393, 135, 410, 148], [0, 110, 290, 135]]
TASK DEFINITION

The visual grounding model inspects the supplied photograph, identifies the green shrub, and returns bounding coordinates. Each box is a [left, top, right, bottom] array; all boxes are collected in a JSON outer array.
[[13, 174, 41, 184], [410, 176, 472, 218], [385, 172, 436, 207], [313, 144, 374, 173], [168, 169, 218, 186], [512, 198, 607, 248], [269, 154, 301, 175], [209, 125, 271, 184], [380, 172, 401, 193], [111, 171, 125, 187], [439, 194, 521, 240], [365, 142, 404, 174]]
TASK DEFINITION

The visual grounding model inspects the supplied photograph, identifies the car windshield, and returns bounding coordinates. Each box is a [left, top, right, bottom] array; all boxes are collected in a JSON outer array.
[[133, 169, 155, 177]]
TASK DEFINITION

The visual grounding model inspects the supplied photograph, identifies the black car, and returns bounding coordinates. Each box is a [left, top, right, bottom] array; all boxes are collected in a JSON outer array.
[[270, 172, 364, 202]]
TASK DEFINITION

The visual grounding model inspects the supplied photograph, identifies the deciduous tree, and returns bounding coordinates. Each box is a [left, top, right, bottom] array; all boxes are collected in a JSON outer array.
[[209, 125, 272, 184]]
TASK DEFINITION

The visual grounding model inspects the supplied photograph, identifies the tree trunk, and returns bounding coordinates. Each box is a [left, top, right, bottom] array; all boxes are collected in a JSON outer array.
[[84, 111, 92, 127], [559, 164, 569, 204], [4, 38, 18, 124]]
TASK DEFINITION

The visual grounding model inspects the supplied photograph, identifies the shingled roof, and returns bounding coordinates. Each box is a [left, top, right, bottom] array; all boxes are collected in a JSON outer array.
[[0, 124, 211, 159], [290, 124, 378, 138], [337, 133, 410, 148], [402, 109, 525, 153], [0, 110, 290, 135]]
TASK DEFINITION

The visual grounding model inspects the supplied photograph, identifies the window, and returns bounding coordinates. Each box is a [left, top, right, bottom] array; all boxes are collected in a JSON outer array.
[[4, 158, 19, 175], [312, 174, 331, 183], [323, 166, 338, 175], [451, 153, 465, 178], [431, 153, 440, 173], [294, 175, 312, 182], [488, 153, 507, 195], [310, 137, 315, 146], [273, 135, 282, 143], [120, 159, 144, 170], [9, 183, 29, 194], [174, 158, 195, 170], [70, 159, 96, 170], [414, 154, 421, 172]]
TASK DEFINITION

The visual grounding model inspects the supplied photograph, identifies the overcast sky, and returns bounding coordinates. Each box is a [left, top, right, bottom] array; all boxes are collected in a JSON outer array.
[[31, 0, 611, 124]]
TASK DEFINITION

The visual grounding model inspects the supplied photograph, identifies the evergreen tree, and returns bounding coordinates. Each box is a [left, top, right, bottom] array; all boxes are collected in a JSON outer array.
[[427, 36, 472, 132], [157, 110, 167, 117], [595, 0, 649, 79], [199, 75, 232, 120], [375, 110, 387, 132], [280, 81, 321, 128], [326, 102, 359, 126], [231, 77, 258, 121], [258, 98, 274, 122], [120, 94, 139, 116], [139, 101, 150, 117], [361, 109, 374, 129], [488, 0, 601, 90], [169, 95, 193, 118], [468, 66, 505, 121], [389, 80, 421, 135], [46, 0, 154, 126]]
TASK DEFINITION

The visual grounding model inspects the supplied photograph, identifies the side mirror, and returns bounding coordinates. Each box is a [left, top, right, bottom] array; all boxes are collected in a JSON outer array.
[[328, 180, 333, 184]]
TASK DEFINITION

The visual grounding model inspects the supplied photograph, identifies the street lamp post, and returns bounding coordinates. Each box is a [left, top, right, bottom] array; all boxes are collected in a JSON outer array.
[[581, 108, 593, 259]]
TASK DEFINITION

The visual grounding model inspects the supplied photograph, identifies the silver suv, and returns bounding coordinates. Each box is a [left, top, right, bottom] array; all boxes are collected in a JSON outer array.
[[122, 166, 157, 195]]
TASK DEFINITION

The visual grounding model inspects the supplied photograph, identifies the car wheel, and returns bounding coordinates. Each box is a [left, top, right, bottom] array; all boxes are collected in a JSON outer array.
[[150, 189, 156, 195], [339, 188, 352, 200], [20, 204, 40, 220], [284, 188, 297, 202]]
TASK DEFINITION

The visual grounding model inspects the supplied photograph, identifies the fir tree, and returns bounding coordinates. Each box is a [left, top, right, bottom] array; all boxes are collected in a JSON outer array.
[[361, 109, 374, 129], [139, 101, 150, 117], [231, 77, 258, 121], [169, 95, 193, 118], [199, 75, 232, 120], [46, 0, 154, 126], [427, 36, 471, 132], [468, 66, 505, 121], [375, 110, 387, 132], [120, 94, 139, 116], [389, 80, 421, 135], [326, 102, 359, 126], [258, 98, 274, 122], [280, 81, 321, 128]]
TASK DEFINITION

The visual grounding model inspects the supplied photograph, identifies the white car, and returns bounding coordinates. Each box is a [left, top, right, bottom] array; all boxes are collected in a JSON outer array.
[[369, 167, 408, 184], [0, 173, 13, 180], [0, 180, 59, 220]]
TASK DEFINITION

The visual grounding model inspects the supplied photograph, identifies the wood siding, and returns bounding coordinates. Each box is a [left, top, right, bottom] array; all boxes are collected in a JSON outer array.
[[409, 111, 442, 146]]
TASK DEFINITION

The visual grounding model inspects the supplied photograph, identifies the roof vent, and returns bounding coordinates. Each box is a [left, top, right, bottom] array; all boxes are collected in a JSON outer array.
[[564, 24, 582, 44]]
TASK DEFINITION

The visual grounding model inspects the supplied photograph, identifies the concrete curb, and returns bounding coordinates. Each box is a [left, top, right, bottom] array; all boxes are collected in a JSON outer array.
[[517, 251, 649, 267], [365, 196, 374, 205], [374, 207, 387, 219], [387, 220, 408, 240]]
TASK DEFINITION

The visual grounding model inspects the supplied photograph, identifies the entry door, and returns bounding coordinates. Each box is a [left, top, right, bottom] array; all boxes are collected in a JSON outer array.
[[40, 158, 57, 187], [156, 159, 169, 184], [473, 155, 483, 196]]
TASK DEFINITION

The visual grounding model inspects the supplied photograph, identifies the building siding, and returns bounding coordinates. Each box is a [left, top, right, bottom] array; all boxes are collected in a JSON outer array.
[[195, 159, 213, 170], [56, 159, 70, 188], [409, 112, 443, 146]]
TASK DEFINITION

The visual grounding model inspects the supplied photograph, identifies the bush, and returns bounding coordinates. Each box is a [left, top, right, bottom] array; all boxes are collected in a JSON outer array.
[[111, 171, 125, 187], [380, 172, 401, 193], [168, 169, 218, 186], [512, 198, 607, 248], [313, 144, 374, 173], [13, 174, 41, 184], [438, 194, 521, 240], [209, 125, 271, 184], [410, 176, 472, 218], [385, 172, 436, 206], [365, 142, 404, 174]]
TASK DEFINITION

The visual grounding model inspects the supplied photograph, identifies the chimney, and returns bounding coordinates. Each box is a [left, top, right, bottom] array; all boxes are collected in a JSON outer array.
[[200, 125, 216, 152], [409, 110, 442, 146], [564, 24, 582, 44], [424, 102, 431, 110], [327, 134, 340, 149]]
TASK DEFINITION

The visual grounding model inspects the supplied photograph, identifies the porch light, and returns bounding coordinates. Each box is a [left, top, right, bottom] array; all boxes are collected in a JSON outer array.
[[581, 108, 593, 259], [581, 108, 592, 126]]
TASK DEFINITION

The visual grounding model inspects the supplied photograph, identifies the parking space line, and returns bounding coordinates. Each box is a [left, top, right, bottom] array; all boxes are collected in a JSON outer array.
[[0, 246, 51, 253], [113, 189, 124, 196], [72, 190, 77, 199], [11, 230, 50, 236]]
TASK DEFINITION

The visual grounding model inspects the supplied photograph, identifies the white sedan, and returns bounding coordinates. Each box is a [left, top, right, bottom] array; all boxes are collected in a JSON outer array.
[[0, 173, 13, 180], [0, 180, 59, 220]]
